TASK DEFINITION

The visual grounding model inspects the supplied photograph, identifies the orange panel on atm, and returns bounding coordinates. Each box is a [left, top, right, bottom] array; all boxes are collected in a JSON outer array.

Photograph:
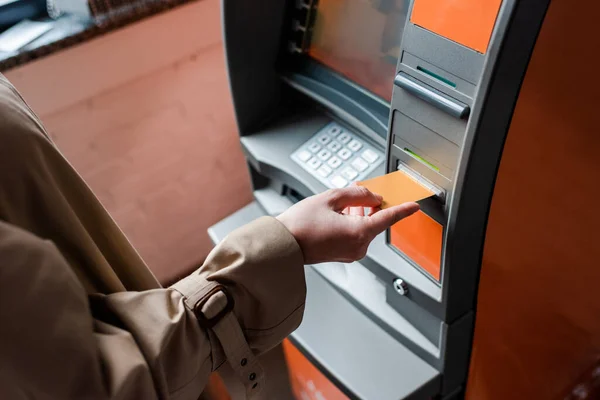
[[390, 210, 443, 281], [282, 339, 349, 400], [465, 0, 600, 398], [410, 0, 503, 53]]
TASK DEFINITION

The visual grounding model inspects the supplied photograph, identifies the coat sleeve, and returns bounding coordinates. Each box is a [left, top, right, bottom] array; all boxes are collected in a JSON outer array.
[[0, 217, 305, 400]]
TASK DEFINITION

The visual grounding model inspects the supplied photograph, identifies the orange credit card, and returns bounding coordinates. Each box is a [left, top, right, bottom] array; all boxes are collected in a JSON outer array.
[[357, 170, 435, 208]]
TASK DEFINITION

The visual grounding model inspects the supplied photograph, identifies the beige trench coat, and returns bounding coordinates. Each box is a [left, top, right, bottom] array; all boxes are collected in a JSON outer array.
[[0, 75, 306, 399]]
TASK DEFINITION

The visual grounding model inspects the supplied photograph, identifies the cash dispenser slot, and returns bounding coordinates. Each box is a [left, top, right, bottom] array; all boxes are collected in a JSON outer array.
[[394, 73, 470, 119], [392, 73, 469, 146]]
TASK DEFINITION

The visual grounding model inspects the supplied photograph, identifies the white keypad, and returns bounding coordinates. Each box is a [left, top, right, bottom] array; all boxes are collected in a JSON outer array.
[[327, 125, 342, 137], [317, 149, 332, 161], [317, 165, 332, 177], [317, 135, 331, 145], [330, 175, 348, 188], [338, 148, 352, 160], [338, 132, 352, 144], [328, 156, 342, 169], [307, 157, 322, 169], [297, 150, 312, 162], [308, 142, 321, 153], [291, 122, 384, 189], [327, 141, 342, 152], [351, 157, 369, 172], [341, 167, 358, 180], [347, 139, 363, 152], [361, 149, 380, 163]]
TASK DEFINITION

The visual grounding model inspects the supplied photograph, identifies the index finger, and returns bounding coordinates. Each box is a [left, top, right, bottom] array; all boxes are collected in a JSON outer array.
[[367, 202, 420, 235]]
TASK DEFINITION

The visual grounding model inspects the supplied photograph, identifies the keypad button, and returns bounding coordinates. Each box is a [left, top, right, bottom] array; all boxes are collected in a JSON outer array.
[[317, 165, 332, 177], [327, 125, 342, 137], [341, 167, 358, 180], [308, 142, 321, 153], [327, 141, 342, 152], [318, 135, 331, 145], [330, 175, 348, 188], [297, 150, 312, 162], [338, 132, 352, 144], [338, 148, 352, 160], [351, 157, 369, 172], [307, 157, 322, 169], [317, 149, 332, 161], [347, 139, 363, 152], [327, 157, 342, 169], [361, 149, 380, 163]]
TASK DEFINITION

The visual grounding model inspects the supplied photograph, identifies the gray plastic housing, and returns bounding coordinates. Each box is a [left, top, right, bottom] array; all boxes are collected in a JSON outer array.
[[221, 0, 552, 397]]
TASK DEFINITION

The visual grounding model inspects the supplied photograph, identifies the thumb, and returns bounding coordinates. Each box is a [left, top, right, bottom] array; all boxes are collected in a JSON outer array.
[[367, 202, 420, 235]]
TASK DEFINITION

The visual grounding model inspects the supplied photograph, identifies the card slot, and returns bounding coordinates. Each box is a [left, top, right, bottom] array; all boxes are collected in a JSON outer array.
[[358, 170, 445, 282]]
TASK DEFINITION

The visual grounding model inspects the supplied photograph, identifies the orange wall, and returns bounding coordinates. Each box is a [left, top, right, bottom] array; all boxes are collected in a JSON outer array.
[[5, 0, 252, 284], [466, 1, 600, 398]]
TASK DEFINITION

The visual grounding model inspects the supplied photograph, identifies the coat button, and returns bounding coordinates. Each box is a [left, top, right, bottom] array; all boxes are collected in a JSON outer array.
[[241, 358, 247, 367], [249, 372, 256, 381]]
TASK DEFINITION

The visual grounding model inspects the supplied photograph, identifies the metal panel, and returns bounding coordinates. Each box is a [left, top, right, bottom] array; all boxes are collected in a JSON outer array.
[[392, 80, 468, 146], [311, 260, 442, 364], [284, 73, 388, 147], [401, 52, 476, 99], [385, 284, 442, 345], [392, 142, 454, 187], [392, 111, 461, 171], [402, 24, 485, 85], [293, 267, 441, 400]]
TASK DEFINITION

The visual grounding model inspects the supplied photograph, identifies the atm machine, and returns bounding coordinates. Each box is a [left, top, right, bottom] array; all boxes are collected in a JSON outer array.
[[209, 0, 600, 399]]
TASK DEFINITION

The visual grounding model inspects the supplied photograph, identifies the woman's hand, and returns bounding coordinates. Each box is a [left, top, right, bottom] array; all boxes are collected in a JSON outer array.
[[276, 186, 419, 264]]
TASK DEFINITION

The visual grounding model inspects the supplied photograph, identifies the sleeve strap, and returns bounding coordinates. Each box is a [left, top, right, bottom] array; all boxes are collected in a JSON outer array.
[[172, 275, 265, 398]]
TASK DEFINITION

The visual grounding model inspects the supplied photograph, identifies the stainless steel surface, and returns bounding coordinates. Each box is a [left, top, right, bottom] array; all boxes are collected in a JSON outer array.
[[393, 278, 410, 296]]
